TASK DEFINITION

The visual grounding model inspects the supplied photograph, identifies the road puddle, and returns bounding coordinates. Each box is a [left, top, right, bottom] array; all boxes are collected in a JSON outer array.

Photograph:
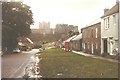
[[23, 53, 42, 79]]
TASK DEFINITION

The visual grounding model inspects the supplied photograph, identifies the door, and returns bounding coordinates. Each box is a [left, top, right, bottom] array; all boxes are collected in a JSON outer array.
[[80, 39, 82, 51], [91, 43, 93, 54], [110, 40, 113, 55], [103, 39, 108, 53]]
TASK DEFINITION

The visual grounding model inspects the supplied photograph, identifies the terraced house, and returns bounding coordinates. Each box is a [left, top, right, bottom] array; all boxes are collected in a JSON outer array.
[[101, 2, 119, 55], [81, 19, 101, 55]]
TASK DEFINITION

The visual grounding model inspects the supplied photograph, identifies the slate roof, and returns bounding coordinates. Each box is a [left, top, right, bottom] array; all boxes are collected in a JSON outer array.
[[82, 18, 101, 30], [72, 34, 82, 41], [64, 35, 77, 42], [101, 3, 119, 18]]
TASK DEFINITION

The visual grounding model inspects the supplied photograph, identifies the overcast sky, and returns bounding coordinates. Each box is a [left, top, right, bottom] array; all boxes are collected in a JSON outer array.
[[23, 0, 117, 29]]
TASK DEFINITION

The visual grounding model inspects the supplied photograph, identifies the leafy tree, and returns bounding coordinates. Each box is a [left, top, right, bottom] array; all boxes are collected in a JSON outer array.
[[2, 25, 18, 52], [2, 2, 34, 52]]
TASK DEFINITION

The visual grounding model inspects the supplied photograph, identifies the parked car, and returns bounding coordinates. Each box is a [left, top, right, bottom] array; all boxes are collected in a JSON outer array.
[[13, 48, 21, 53], [21, 46, 28, 51]]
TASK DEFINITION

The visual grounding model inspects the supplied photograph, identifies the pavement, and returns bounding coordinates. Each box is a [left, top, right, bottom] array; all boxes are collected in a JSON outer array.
[[72, 50, 119, 63]]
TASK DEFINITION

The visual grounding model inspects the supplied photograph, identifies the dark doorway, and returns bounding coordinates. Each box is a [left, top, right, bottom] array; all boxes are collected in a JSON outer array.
[[80, 39, 82, 51], [103, 39, 108, 53]]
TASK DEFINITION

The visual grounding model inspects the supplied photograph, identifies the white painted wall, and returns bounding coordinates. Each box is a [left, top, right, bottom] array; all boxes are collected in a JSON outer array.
[[101, 12, 118, 54]]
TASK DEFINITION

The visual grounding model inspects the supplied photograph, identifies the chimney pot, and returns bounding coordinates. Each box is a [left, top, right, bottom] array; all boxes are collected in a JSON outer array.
[[116, 0, 119, 4], [104, 9, 109, 14]]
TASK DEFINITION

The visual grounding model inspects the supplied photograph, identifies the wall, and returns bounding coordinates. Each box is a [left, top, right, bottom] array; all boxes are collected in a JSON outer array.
[[82, 22, 101, 55], [101, 13, 118, 55]]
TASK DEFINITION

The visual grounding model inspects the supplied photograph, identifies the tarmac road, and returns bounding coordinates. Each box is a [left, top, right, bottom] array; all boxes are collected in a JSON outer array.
[[1, 49, 39, 78]]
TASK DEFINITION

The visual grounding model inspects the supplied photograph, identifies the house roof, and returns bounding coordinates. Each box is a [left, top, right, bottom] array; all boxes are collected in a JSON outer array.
[[101, 3, 119, 18], [26, 38, 34, 44], [82, 18, 101, 30], [64, 35, 77, 42], [86, 18, 101, 27], [19, 37, 34, 44], [72, 34, 82, 41]]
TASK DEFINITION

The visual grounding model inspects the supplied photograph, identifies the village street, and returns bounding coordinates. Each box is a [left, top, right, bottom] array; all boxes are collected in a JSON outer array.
[[1, 0, 120, 79], [1, 46, 119, 79], [1, 49, 39, 78]]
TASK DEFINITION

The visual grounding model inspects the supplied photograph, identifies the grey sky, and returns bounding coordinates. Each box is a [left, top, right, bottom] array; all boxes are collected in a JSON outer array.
[[23, 0, 117, 29]]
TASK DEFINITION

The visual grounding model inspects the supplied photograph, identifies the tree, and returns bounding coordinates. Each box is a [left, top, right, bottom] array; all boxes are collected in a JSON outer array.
[[69, 31, 75, 37], [2, 25, 18, 52], [2, 2, 34, 52]]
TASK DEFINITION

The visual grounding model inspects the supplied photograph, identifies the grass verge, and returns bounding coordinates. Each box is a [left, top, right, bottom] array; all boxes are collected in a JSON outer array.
[[38, 48, 119, 78]]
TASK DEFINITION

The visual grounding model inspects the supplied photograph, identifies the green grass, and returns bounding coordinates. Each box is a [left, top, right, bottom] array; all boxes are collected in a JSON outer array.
[[38, 48, 119, 78]]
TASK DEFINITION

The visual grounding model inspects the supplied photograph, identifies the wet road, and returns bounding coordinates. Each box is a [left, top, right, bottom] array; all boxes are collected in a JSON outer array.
[[1, 49, 39, 78]]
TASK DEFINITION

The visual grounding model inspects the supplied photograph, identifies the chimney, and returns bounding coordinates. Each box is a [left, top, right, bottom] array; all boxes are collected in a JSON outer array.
[[104, 8, 109, 14], [116, 0, 119, 4]]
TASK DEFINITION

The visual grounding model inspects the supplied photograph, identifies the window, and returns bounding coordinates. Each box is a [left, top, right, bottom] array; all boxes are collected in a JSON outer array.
[[107, 17, 109, 28], [96, 28, 98, 38], [88, 42, 90, 49], [96, 42, 98, 49], [104, 19, 106, 27], [91, 29, 93, 38], [106, 17, 109, 29], [104, 17, 109, 29], [83, 43, 85, 49], [91, 43, 93, 54], [82, 43, 84, 49], [113, 14, 116, 25]]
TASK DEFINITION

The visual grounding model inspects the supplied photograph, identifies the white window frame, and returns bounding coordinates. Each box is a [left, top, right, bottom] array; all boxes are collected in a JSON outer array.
[[96, 28, 98, 38], [104, 17, 110, 29], [104, 19, 106, 28], [113, 14, 116, 25], [84, 43, 85, 49], [91, 43, 93, 54]]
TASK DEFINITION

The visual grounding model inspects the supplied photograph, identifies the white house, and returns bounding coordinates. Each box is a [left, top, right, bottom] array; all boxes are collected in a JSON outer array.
[[101, 2, 119, 55]]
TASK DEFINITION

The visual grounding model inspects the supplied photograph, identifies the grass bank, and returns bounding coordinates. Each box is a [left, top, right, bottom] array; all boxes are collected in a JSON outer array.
[[38, 48, 118, 78]]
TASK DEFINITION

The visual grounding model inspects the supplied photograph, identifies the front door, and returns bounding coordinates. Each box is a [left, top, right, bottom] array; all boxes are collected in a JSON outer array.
[[110, 40, 113, 55], [103, 39, 107, 53], [91, 43, 93, 54]]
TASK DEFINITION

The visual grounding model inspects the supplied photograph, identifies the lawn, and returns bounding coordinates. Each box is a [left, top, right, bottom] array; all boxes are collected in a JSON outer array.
[[37, 48, 119, 78]]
